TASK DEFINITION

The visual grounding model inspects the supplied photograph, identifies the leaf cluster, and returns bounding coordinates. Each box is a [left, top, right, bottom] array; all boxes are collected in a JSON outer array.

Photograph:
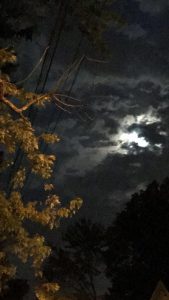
[[0, 48, 82, 299]]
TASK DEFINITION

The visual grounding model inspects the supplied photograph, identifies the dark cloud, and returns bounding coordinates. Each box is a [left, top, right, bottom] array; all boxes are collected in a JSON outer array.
[[128, 123, 166, 145], [57, 148, 169, 224], [122, 24, 146, 39], [137, 0, 169, 14], [79, 132, 110, 148], [10, 0, 169, 223]]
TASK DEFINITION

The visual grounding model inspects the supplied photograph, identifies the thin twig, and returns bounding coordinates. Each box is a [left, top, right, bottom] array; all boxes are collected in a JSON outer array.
[[54, 102, 71, 113], [0, 53, 106, 116], [85, 56, 108, 64], [51, 60, 79, 92], [55, 93, 81, 102], [51, 55, 85, 92], [53, 95, 82, 108], [15, 47, 49, 85]]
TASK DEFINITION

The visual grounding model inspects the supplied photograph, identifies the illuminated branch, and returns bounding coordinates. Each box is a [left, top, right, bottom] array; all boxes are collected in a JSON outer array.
[[53, 95, 82, 108], [0, 84, 48, 114], [0, 54, 105, 116], [15, 47, 49, 85], [55, 93, 81, 102], [0, 79, 82, 117]]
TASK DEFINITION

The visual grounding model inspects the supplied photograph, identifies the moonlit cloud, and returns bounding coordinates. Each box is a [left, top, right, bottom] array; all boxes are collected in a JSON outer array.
[[107, 107, 162, 155], [136, 107, 161, 124], [18, 0, 169, 224], [120, 131, 149, 148]]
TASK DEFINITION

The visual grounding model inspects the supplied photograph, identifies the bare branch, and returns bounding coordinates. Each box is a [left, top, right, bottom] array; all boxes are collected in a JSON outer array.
[[54, 102, 71, 114], [55, 93, 81, 102], [15, 47, 49, 85], [53, 95, 82, 108], [85, 56, 109, 64], [51, 55, 85, 93], [0, 53, 105, 117]]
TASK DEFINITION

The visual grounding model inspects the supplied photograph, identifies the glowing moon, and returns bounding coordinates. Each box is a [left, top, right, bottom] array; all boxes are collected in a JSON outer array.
[[120, 131, 149, 148]]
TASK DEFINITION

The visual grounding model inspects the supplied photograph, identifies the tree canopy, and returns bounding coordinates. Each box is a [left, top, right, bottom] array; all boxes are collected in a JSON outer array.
[[105, 178, 169, 300], [0, 0, 124, 52], [0, 1, 124, 298], [44, 219, 105, 300], [0, 48, 82, 299]]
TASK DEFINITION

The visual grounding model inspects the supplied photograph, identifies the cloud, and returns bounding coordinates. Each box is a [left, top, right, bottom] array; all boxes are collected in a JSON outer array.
[[122, 24, 147, 39], [58, 147, 169, 223], [137, 0, 169, 14], [47, 75, 169, 180], [14, 5, 169, 225]]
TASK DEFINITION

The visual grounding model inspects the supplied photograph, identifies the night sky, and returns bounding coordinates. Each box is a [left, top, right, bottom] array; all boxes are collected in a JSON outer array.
[[8, 0, 169, 224]]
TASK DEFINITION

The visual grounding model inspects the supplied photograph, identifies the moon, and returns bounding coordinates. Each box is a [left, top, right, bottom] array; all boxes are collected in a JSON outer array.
[[120, 131, 149, 148]]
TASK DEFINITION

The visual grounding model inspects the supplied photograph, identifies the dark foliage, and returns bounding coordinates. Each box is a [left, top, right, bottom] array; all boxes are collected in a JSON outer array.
[[105, 178, 169, 300], [0, 279, 29, 300], [44, 219, 105, 300], [0, 0, 34, 40]]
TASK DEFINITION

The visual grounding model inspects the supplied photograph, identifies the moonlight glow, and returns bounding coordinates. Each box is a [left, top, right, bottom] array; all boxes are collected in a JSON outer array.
[[120, 131, 149, 148]]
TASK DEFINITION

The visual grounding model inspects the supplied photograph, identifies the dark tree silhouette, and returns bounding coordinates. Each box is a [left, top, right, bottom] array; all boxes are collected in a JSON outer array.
[[0, 0, 36, 40], [0, 279, 29, 300], [105, 178, 169, 300], [44, 219, 105, 300]]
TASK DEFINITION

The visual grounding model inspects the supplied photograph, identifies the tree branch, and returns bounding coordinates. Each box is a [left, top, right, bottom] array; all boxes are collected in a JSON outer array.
[[0, 80, 49, 113], [0, 93, 48, 113]]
